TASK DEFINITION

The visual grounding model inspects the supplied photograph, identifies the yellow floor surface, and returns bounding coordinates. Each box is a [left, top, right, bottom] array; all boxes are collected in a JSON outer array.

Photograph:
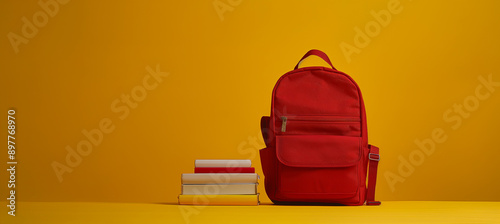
[[2, 201, 499, 224]]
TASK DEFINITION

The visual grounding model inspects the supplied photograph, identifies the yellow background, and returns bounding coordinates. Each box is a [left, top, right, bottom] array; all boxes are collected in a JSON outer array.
[[1, 0, 499, 204], [6, 202, 500, 224]]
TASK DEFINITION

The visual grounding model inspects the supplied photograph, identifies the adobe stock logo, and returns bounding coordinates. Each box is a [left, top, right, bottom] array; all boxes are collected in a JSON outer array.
[[339, 0, 408, 63], [213, 0, 243, 21], [385, 74, 500, 192], [7, 0, 70, 54]]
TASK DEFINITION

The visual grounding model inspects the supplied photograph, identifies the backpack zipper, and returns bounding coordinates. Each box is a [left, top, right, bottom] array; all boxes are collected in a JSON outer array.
[[280, 116, 359, 133], [281, 116, 288, 132]]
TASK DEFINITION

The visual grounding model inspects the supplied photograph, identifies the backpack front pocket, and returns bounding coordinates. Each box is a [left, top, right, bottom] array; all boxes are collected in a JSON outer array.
[[277, 115, 360, 136], [275, 134, 361, 200]]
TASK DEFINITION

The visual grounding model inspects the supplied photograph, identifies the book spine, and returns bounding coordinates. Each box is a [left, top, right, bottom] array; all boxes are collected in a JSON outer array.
[[182, 173, 258, 184], [194, 160, 252, 167], [194, 167, 255, 173], [178, 194, 259, 206], [182, 184, 258, 195]]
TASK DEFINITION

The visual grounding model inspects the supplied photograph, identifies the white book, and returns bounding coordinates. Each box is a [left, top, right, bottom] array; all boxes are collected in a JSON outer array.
[[182, 184, 258, 195], [194, 160, 252, 168], [182, 173, 259, 184]]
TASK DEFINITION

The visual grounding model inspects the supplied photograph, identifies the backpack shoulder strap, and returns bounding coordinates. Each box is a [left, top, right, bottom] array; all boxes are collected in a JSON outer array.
[[260, 116, 271, 147], [366, 144, 381, 205]]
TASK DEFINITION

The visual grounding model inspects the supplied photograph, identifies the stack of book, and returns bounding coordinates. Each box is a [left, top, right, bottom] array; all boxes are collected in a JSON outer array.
[[178, 159, 259, 205]]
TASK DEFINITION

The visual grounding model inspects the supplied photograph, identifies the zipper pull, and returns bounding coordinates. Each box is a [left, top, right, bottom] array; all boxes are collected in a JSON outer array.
[[281, 116, 287, 132]]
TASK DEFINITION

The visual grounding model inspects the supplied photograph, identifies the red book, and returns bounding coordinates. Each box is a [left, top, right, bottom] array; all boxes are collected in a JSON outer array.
[[194, 167, 255, 173]]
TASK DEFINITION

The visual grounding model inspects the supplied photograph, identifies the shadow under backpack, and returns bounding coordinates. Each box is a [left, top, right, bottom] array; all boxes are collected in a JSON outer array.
[[259, 49, 381, 206]]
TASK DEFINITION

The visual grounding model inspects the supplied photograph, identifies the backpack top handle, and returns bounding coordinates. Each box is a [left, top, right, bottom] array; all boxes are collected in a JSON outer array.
[[294, 49, 337, 70]]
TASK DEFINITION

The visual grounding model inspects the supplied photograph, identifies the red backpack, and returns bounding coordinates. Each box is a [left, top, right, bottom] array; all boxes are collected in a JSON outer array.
[[259, 49, 381, 206]]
